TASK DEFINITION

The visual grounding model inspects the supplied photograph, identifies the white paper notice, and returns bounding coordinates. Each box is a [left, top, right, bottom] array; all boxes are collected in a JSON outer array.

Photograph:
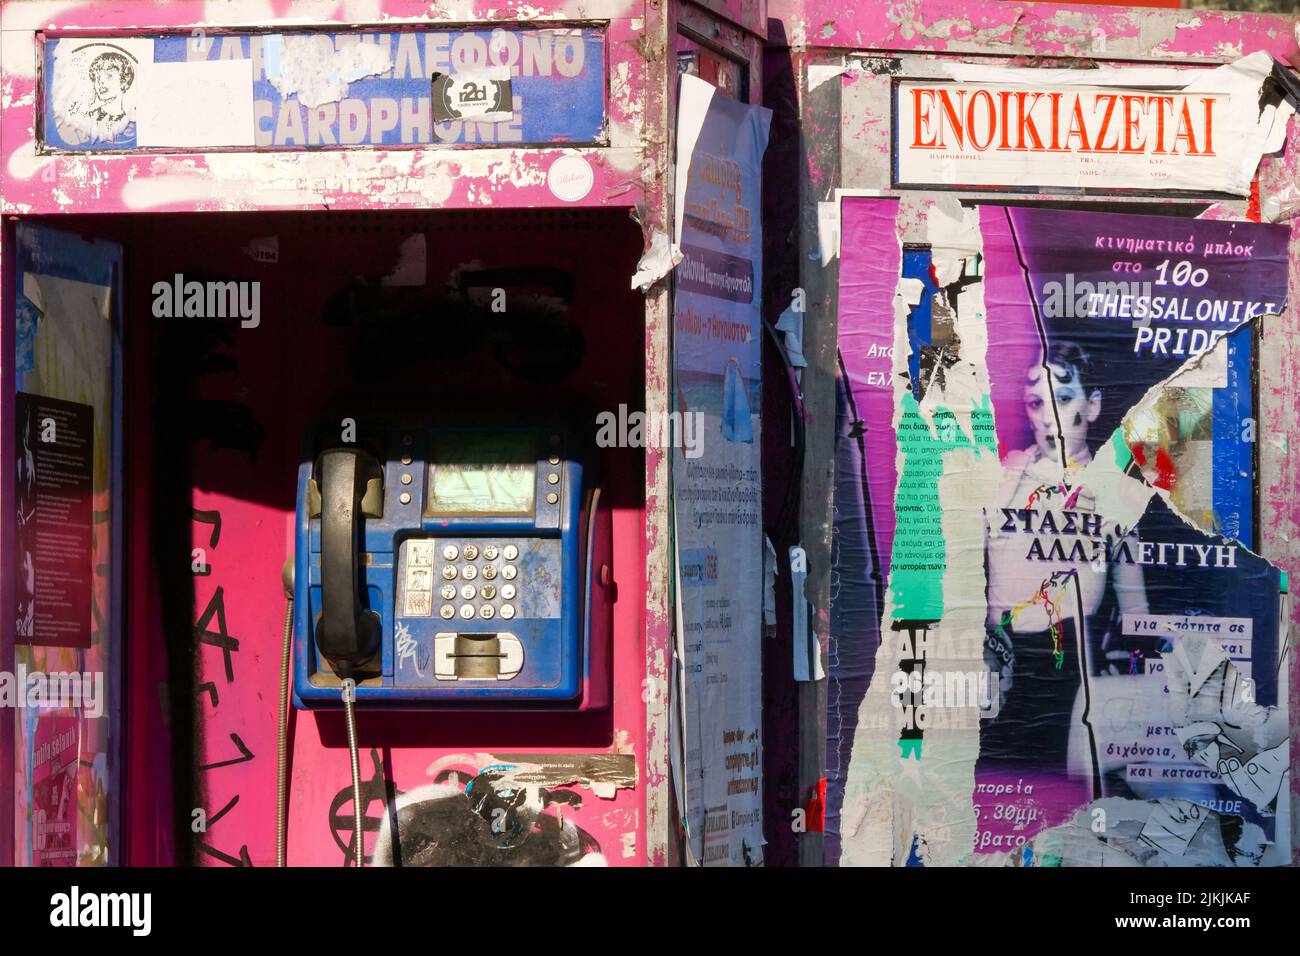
[[893, 53, 1289, 197], [136, 59, 255, 148]]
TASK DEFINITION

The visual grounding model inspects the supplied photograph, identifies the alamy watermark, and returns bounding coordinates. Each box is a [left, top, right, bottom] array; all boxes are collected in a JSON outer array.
[[0, 666, 104, 718], [50, 886, 151, 936], [152, 273, 260, 328], [890, 668, 999, 726], [595, 404, 704, 459]]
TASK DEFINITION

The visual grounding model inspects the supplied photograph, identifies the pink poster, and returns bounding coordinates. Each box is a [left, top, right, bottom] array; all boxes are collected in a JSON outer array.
[[31, 715, 79, 867]]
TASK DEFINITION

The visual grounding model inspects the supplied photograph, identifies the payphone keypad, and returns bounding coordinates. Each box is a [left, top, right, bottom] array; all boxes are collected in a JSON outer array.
[[394, 536, 561, 688], [406, 539, 524, 621]]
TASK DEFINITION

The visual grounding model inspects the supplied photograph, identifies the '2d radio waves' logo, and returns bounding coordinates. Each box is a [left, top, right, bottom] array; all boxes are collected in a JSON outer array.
[[432, 70, 513, 122]]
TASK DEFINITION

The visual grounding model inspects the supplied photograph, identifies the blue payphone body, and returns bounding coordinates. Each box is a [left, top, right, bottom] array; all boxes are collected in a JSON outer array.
[[292, 425, 611, 709]]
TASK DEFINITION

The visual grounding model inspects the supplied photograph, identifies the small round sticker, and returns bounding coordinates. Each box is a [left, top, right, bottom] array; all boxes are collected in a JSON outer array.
[[548, 156, 594, 202]]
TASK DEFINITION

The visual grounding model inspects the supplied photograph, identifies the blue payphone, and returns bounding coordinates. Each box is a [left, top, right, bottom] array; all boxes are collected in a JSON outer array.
[[291, 424, 612, 710]]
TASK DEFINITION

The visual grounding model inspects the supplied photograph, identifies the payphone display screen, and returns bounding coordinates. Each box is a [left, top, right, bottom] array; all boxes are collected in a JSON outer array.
[[427, 433, 536, 516]]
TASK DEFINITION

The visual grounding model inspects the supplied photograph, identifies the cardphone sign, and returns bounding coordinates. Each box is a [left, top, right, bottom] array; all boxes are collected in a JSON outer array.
[[41, 28, 606, 152]]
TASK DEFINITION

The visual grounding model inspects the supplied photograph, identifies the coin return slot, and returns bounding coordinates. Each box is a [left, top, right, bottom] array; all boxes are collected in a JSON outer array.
[[433, 632, 524, 681]]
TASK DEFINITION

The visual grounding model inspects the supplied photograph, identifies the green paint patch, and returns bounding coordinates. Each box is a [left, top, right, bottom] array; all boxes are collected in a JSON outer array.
[[1109, 428, 1133, 471], [888, 394, 997, 620], [899, 738, 923, 760]]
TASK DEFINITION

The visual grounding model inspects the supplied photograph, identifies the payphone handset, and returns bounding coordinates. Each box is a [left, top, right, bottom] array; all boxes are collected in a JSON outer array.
[[292, 425, 612, 709]]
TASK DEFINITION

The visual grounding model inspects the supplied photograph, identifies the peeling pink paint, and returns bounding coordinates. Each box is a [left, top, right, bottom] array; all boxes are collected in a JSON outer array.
[[769, 0, 1298, 61]]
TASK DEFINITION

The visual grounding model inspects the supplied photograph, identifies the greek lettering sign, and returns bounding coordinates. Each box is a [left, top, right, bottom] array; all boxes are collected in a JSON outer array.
[[892, 56, 1290, 196], [41, 28, 605, 152]]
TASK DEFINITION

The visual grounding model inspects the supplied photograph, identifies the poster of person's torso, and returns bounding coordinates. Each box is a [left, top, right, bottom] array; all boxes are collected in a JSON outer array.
[[975, 207, 1289, 865], [672, 74, 771, 866], [834, 197, 1291, 868]]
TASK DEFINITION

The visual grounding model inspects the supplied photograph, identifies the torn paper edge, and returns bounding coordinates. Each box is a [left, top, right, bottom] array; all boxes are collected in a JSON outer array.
[[674, 72, 716, 249], [631, 230, 682, 292], [1081, 304, 1283, 539], [381, 233, 427, 287], [843, 204, 999, 866], [263, 33, 393, 110], [820, 188, 890, 266]]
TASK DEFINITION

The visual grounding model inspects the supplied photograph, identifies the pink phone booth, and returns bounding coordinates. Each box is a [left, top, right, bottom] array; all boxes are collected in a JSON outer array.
[[0, 0, 767, 868]]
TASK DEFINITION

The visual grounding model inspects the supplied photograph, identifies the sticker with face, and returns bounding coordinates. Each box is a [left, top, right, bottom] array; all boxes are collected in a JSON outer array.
[[89, 53, 133, 117], [95, 66, 122, 97], [1024, 360, 1101, 466]]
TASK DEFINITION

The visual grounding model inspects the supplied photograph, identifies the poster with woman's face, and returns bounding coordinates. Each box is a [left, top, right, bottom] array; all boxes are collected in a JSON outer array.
[[46, 40, 152, 149], [833, 198, 1291, 867]]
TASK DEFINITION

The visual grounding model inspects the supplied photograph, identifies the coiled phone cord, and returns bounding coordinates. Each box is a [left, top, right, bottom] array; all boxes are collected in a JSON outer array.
[[341, 677, 364, 868], [276, 597, 293, 868]]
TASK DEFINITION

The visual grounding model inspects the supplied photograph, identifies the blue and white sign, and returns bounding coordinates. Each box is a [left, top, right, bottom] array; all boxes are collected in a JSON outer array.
[[42, 28, 606, 151]]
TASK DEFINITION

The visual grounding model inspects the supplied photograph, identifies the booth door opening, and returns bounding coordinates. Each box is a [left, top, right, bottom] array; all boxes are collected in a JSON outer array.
[[8, 207, 651, 866]]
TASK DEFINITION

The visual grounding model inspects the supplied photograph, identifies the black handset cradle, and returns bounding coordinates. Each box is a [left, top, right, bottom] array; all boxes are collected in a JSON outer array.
[[313, 448, 385, 679]]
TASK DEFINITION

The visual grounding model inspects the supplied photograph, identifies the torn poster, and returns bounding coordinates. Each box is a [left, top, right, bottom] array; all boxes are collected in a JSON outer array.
[[894, 52, 1293, 196], [370, 753, 633, 866], [42, 29, 604, 151], [830, 198, 1291, 867], [671, 73, 771, 866]]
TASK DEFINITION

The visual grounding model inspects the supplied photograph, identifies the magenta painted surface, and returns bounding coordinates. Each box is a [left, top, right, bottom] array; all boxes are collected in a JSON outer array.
[[142, 211, 652, 867], [768, 0, 1300, 61], [1, 0, 666, 866], [0, 1, 650, 217], [837, 197, 902, 587], [194, 490, 648, 867]]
